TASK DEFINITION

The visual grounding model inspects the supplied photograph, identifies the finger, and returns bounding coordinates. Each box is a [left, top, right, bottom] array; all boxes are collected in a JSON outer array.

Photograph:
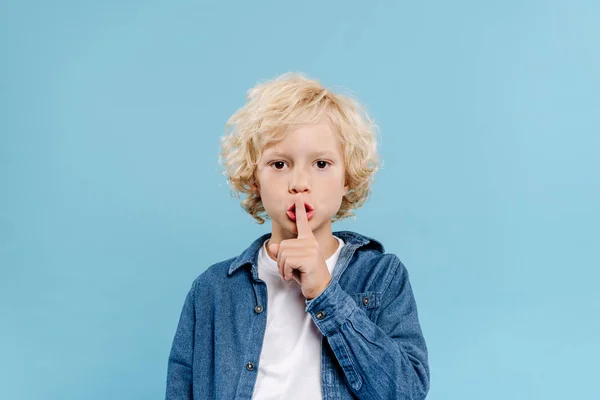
[[268, 243, 279, 259], [283, 258, 297, 281], [277, 248, 286, 278], [291, 268, 301, 284], [279, 251, 302, 281], [294, 193, 312, 239], [277, 248, 293, 280], [283, 258, 289, 280]]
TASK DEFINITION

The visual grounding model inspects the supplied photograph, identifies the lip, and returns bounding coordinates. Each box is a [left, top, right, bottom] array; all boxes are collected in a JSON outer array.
[[287, 209, 315, 221], [287, 202, 314, 212], [286, 202, 315, 221]]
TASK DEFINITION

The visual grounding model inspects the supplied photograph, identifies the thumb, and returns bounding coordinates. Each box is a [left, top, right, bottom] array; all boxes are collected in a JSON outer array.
[[268, 243, 279, 259]]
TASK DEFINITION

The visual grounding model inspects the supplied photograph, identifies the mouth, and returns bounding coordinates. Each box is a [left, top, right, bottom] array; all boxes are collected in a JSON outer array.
[[286, 202, 315, 221]]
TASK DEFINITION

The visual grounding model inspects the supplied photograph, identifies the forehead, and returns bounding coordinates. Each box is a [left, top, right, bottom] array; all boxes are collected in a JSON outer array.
[[263, 119, 342, 155]]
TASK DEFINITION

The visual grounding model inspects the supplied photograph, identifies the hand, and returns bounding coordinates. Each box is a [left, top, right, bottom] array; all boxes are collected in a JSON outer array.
[[268, 193, 332, 300]]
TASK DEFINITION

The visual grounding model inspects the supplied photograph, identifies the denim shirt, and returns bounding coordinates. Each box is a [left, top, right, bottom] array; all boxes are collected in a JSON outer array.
[[165, 230, 430, 399]]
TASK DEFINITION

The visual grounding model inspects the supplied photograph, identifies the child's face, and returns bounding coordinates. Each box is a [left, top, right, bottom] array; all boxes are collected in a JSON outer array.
[[255, 119, 349, 240]]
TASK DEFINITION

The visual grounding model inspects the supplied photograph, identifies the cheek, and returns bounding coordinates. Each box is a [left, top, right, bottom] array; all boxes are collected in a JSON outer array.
[[257, 180, 279, 207], [319, 176, 347, 203], [322, 171, 346, 188]]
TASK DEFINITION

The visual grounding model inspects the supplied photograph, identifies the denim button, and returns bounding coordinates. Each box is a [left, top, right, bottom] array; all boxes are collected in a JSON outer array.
[[316, 311, 326, 320], [363, 297, 369, 305], [246, 362, 254, 371], [254, 305, 263, 313]]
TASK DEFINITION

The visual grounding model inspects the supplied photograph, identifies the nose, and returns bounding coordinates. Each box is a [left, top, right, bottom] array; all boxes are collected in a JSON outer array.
[[289, 168, 310, 194]]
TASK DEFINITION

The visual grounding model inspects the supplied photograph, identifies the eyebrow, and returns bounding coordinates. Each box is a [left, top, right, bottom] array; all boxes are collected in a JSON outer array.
[[265, 151, 336, 159]]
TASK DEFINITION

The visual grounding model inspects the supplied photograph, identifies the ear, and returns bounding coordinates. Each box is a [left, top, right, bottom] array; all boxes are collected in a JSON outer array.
[[251, 182, 260, 196], [342, 173, 350, 196]]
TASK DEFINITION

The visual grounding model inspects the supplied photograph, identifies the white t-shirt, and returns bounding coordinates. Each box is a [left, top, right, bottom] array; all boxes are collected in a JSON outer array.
[[252, 235, 345, 400]]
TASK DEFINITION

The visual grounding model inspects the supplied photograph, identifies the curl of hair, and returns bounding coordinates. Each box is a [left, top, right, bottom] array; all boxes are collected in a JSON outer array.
[[218, 72, 380, 224]]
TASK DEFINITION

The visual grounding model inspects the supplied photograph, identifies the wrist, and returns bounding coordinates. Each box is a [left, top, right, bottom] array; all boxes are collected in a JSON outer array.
[[306, 274, 332, 300]]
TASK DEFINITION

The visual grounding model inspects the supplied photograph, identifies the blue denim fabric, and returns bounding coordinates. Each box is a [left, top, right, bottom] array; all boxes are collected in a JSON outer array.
[[166, 230, 429, 399]]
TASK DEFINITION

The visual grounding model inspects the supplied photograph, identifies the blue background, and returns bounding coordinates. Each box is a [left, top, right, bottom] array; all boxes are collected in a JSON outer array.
[[1, 1, 599, 399]]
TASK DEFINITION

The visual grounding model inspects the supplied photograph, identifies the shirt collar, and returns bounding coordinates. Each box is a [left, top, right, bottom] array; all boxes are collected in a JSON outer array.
[[227, 230, 384, 276]]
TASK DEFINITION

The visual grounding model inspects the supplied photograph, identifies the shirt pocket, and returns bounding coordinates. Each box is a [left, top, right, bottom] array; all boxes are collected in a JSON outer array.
[[350, 291, 382, 320]]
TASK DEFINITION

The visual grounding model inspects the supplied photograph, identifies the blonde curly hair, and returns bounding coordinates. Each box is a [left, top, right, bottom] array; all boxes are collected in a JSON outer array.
[[219, 72, 380, 224]]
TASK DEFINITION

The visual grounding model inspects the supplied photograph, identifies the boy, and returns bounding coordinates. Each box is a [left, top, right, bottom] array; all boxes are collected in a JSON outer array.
[[165, 73, 429, 399]]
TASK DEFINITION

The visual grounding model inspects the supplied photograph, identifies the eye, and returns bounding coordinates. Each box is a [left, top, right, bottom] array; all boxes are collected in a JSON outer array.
[[270, 161, 287, 170], [315, 160, 331, 169]]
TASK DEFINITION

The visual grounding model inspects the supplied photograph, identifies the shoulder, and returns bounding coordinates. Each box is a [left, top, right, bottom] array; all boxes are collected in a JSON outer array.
[[337, 230, 402, 263], [339, 230, 410, 277], [186, 232, 269, 292], [190, 256, 237, 290], [335, 230, 385, 253], [360, 249, 406, 280]]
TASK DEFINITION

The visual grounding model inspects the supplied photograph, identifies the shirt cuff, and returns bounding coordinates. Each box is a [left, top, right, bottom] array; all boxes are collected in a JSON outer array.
[[304, 280, 358, 337]]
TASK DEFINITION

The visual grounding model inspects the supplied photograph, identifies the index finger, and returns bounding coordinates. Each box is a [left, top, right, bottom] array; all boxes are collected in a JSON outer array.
[[294, 193, 312, 238]]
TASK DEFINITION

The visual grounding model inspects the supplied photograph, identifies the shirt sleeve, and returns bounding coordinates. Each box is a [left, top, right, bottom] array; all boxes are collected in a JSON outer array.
[[165, 279, 197, 400], [304, 255, 430, 399]]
